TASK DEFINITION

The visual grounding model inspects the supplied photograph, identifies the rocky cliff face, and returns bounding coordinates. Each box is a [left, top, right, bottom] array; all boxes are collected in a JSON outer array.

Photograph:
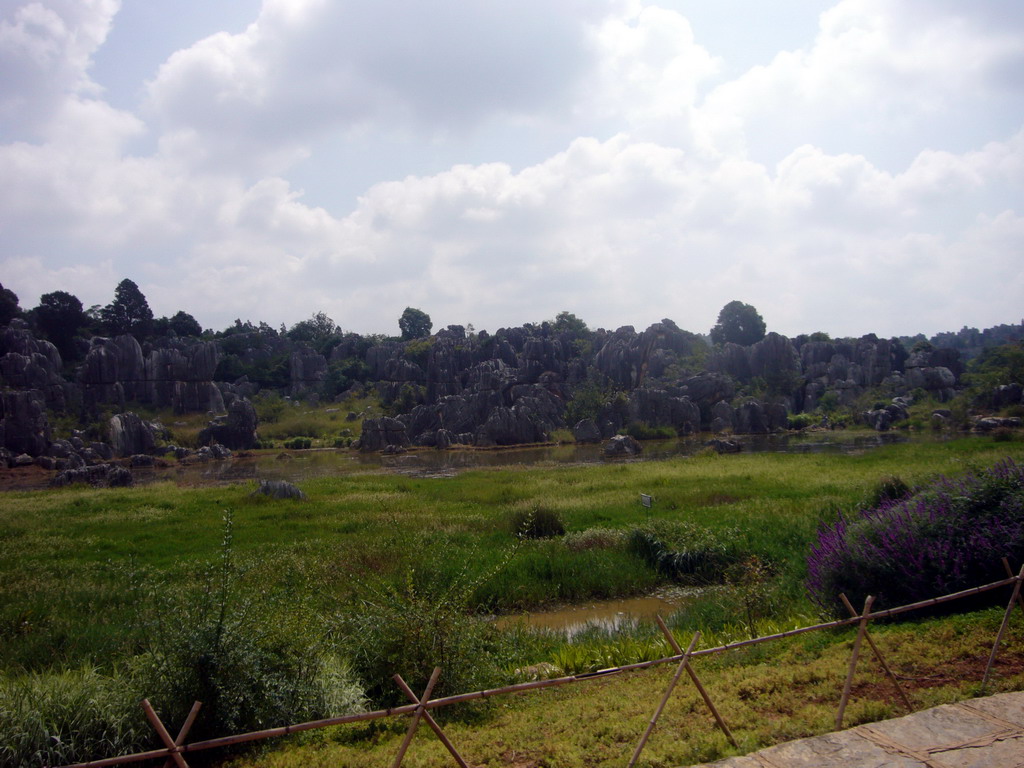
[[80, 335, 223, 415]]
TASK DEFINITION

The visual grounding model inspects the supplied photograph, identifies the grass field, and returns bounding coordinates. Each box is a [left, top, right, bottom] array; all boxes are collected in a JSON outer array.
[[2, 434, 1024, 766]]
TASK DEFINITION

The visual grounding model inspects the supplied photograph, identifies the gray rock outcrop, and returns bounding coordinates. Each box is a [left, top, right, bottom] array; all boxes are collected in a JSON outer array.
[[108, 412, 158, 457], [0, 389, 51, 456], [359, 416, 411, 452], [603, 434, 642, 456], [198, 397, 258, 449]]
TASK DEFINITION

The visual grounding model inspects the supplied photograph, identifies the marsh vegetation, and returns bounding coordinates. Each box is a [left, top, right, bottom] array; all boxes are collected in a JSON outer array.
[[2, 436, 1024, 766]]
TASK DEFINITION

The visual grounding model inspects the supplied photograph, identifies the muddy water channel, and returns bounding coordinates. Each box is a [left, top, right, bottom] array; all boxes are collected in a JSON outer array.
[[495, 588, 708, 638]]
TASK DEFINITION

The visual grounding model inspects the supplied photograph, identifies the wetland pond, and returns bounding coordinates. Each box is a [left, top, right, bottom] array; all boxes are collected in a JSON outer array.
[[100, 429, 910, 490]]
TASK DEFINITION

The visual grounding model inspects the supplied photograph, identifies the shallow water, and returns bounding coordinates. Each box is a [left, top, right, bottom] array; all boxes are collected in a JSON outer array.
[[494, 593, 688, 638], [5, 430, 913, 491]]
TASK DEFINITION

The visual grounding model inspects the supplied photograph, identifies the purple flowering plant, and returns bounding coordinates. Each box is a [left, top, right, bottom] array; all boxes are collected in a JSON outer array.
[[806, 459, 1024, 617]]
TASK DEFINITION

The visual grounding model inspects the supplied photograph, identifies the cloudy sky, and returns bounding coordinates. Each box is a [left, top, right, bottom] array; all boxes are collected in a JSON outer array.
[[1, 0, 1022, 340]]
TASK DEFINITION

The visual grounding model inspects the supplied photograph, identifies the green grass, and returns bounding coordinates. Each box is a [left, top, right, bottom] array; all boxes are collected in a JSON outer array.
[[2, 436, 1024, 764], [2, 437, 1022, 671]]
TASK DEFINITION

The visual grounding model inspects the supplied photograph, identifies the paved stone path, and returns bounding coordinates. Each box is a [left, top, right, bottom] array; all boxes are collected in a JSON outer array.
[[690, 691, 1024, 768]]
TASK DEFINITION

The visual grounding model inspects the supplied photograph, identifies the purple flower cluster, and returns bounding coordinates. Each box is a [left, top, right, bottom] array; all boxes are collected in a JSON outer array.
[[806, 459, 1024, 616]]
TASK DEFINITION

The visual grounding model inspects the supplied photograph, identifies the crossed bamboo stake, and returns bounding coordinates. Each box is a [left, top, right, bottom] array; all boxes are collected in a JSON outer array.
[[391, 667, 471, 768], [140, 699, 202, 768], [628, 616, 737, 767]]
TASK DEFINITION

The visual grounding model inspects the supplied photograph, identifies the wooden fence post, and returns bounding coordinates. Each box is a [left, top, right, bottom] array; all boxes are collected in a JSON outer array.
[[839, 593, 911, 713], [391, 667, 442, 768], [628, 631, 702, 768], [982, 563, 1024, 693], [836, 595, 875, 730], [161, 701, 201, 768], [655, 615, 737, 748], [140, 700, 190, 768], [393, 674, 469, 768]]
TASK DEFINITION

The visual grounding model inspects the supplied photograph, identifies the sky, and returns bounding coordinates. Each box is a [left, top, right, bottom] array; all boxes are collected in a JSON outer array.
[[1, 0, 1022, 340]]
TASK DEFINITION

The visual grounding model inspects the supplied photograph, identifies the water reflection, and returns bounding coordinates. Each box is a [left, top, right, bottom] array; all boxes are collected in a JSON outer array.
[[12, 430, 914, 491], [495, 594, 685, 639]]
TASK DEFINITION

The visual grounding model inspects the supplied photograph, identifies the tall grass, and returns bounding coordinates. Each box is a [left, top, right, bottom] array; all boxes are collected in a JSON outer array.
[[0, 667, 147, 767]]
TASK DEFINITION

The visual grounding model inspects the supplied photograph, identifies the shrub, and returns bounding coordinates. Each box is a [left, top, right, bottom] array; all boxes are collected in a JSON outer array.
[[509, 506, 566, 539], [863, 474, 912, 509], [627, 522, 742, 584], [337, 551, 520, 708], [253, 391, 287, 423], [806, 459, 1024, 617], [132, 512, 364, 741], [283, 436, 312, 450], [787, 412, 816, 430]]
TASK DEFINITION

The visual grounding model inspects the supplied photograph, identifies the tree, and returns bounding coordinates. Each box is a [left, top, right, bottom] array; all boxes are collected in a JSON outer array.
[[288, 312, 341, 344], [168, 310, 203, 337], [34, 291, 87, 359], [154, 310, 203, 337], [550, 311, 589, 336], [0, 282, 20, 325], [398, 307, 432, 340], [709, 301, 766, 347], [101, 279, 153, 337]]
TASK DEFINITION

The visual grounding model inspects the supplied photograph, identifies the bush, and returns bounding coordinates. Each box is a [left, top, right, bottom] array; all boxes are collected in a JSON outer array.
[[627, 522, 742, 584], [806, 459, 1024, 617], [283, 436, 312, 450], [509, 506, 565, 539], [132, 512, 364, 741], [562, 527, 627, 552], [787, 412, 817, 430], [337, 551, 519, 708], [863, 474, 912, 509]]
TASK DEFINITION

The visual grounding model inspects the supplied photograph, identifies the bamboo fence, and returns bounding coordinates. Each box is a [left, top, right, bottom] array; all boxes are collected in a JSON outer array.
[[54, 560, 1024, 768]]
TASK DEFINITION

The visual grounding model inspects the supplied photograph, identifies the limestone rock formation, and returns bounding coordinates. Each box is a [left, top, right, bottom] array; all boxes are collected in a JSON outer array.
[[198, 397, 258, 450], [0, 389, 51, 456], [359, 416, 410, 452], [108, 412, 158, 457]]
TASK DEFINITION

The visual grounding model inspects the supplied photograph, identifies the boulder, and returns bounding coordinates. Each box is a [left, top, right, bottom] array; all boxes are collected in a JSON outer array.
[[709, 343, 751, 382], [603, 434, 642, 456], [706, 438, 741, 454], [253, 479, 306, 500], [678, 373, 736, 427], [735, 400, 769, 435], [992, 383, 1023, 409], [749, 333, 800, 386], [627, 389, 700, 435], [435, 428, 455, 449]]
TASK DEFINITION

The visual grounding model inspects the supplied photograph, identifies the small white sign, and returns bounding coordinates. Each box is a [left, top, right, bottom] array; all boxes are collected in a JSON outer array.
[[640, 493, 652, 508]]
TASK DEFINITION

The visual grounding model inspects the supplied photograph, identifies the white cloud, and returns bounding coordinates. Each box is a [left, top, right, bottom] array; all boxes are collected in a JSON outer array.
[[692, 0, 1024, 164], [0, 0, 120, 136], [145, 0, 617, 175], [0, 0, 1021, 341]]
